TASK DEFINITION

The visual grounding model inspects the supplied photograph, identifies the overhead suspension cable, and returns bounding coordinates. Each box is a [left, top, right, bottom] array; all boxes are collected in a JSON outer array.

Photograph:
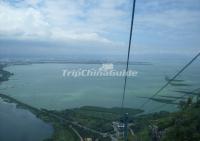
[[139, 52, 200, 109], [120, 0, 136, 141], [121, 0, 137, 111], [149, 88, 200, 113]]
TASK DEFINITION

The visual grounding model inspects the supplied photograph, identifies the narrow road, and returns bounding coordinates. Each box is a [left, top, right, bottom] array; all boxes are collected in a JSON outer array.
[[70, 125, 84, 141]]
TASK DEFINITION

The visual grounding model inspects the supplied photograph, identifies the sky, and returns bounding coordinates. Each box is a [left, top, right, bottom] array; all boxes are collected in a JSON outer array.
[[0, 0, 200, 58]]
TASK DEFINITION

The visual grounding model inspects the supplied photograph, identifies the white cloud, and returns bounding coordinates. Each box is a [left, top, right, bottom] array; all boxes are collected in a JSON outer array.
[[0, 0, 130, 46], [0, 2, 50, 39], [0, 0, 199, 55]]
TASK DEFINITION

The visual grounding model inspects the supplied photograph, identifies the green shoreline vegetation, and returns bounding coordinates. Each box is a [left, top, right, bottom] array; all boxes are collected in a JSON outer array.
[[0, 64, 14, 82]]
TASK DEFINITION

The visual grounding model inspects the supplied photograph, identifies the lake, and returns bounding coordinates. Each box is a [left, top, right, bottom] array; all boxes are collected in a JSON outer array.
[[0, 98, 53, 141], [0, 54, 199, 112]]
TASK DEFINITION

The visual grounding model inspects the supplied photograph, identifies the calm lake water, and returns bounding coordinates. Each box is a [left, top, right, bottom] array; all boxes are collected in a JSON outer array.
[[0, 55, 200, 112], [0, 99, 53, 141]]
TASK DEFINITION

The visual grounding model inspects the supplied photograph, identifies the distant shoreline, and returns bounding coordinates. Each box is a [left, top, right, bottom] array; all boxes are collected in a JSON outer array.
[[0, 60, 152, 66]]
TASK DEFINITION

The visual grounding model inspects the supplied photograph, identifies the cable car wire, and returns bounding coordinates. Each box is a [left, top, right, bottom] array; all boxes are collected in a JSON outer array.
[[121, 0, 137, 112], [139, 52, 200, 109]]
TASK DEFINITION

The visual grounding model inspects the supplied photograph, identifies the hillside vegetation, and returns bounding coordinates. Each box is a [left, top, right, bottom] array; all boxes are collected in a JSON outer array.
[[131, 97, 200, 141]]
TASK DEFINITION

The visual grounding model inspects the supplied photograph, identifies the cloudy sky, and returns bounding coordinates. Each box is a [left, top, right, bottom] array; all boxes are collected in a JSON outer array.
[[0, 0, 200, 57]]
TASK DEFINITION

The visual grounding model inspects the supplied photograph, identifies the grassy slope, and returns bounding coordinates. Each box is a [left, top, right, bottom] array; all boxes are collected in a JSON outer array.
[[131, 97, 200, 141]]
